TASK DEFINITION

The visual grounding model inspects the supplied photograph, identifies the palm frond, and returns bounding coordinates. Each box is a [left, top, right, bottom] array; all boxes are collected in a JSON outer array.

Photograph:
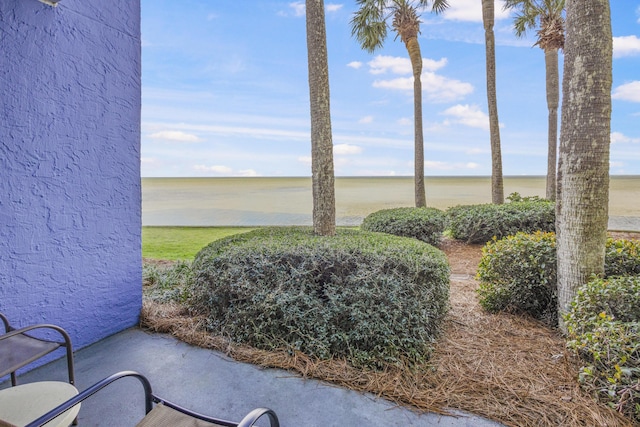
[[350, 0, 389, 53], [428, 0, 450, 14], [503, 0, 565, 47]]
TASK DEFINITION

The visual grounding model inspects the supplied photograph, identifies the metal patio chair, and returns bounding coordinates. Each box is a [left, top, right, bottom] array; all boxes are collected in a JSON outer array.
[[0, 312, 75, 388], [24, 371, 280, 427]]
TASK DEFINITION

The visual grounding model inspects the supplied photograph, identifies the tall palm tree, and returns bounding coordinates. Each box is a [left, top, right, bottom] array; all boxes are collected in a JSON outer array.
[[504, 0, 565, 201], [351, 0, 449, 208], [307, 0, 336, 236], [556, 0, 612, 332], [482, 0, 504, 204]]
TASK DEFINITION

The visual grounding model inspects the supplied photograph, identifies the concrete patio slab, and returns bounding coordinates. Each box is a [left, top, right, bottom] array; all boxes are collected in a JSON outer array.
[[2, 328, 505, 427]]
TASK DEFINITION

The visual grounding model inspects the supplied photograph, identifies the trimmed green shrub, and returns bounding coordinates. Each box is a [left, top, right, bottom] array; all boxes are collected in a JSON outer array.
[[446, 196, 555, 244], [361, 207, 446, 246], [477, 232, 557, 325], [565, 277, 640, 423], [605, 238, 640, 277], [476, 234, 640, 326], [565, 275, 640, 331], [189, 227, 450, 369], [143, 261, 193, 303]]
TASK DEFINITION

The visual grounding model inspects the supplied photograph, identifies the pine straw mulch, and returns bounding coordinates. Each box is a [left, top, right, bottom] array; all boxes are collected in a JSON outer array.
[[141, 233, 639, 427]]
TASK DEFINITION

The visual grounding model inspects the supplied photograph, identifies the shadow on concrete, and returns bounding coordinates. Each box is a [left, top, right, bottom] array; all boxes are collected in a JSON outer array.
[[1, 328, 504, 427]]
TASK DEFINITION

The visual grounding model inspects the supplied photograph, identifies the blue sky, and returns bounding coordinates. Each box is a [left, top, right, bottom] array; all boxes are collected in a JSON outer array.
[[141, 1, 640, 177]]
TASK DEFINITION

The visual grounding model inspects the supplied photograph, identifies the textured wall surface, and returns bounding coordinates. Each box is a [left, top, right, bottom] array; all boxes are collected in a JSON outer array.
[[0, 0, 141, 354]]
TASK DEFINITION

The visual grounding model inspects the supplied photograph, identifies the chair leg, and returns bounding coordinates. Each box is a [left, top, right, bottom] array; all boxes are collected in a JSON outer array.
[[10, 372, 17, 387], [65, 346, 75, 386]]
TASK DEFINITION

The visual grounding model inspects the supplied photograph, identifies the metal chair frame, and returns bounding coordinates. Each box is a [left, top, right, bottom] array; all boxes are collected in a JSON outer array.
[[25, 371, 279, 427], [0, 313, 75, 387]]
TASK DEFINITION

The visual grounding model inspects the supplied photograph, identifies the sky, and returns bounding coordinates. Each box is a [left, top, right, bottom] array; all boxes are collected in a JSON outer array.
[[140, 1, 640, 178]]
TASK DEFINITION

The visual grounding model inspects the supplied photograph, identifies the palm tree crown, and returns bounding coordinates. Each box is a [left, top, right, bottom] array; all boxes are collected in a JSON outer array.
[[504, 0, 565, 50], [351, 0, 448, 53]]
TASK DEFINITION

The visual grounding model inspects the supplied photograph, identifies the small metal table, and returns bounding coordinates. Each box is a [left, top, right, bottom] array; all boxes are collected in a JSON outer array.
[[0, 381, 80, 427]]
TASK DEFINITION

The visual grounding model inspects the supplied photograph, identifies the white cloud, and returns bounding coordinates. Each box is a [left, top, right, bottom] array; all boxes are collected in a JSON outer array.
[[367, 55, 472, 102], [423, 57, 449, 72], [441, 104, 491, 130], [441, 0, 510, 23], [194, 165, 232, 174], [347, 61, 363, 69], [373, 73, 473, 102], [238, 169, 259, 177], [141, 157, 159, 165], [288, 2, 305, 16], [612, 81, 640, 102], [192, 165, 259, 177], [146, 122, 309, 142], [298, 156, 312, 165], [334, 144, 363, 155], [369, 56, 412, 75], [611, 132, 640, 144], [425, 161, 480, 170], [610, 161, 625, 168], [613, 35, 640, 58], [397, 117, 412, 126], [368, 55, 447, 75], [149, 130, 201, 142], [358, 116, 373, 124], [372, 76, 413, 90], [421, 72, 474, 102], [284, 2, 341, 16]]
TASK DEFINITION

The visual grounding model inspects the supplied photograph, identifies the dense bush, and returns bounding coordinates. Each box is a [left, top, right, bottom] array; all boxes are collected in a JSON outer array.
[[143, 261, 193, 303], [565, 275, 640, 331], [446, 195, 555, 244], [476, 233, 640, 326], [565, 277, 640, 423], [189, 227, 450, 369], [477, 232, 557, 324], [605, 237, 640, 276], [361, 207, 446, 246]]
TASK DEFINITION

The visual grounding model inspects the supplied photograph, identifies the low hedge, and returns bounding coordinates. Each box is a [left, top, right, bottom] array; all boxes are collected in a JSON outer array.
[[565, 276, 640, 423], [446, 195, 555, 244], [360, 207, 446, 246], [189, 227, 450, 369], [476, 231, 557, 324], [476, 233, 640, 326]]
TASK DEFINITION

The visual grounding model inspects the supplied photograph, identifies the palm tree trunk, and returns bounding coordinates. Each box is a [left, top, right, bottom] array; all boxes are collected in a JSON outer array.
[[545, 48, 559, 201], [482, 0, 504, 205], [556, 0, 612, 332], [405, 36, 426, 208], [306, 0, 336, 236]]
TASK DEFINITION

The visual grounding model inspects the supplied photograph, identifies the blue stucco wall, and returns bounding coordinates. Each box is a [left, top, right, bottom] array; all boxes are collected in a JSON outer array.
[[0, 0, 141, 354]]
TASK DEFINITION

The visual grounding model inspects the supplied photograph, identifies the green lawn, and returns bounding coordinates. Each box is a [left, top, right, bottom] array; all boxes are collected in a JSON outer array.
[[142, 226, 256, 260]]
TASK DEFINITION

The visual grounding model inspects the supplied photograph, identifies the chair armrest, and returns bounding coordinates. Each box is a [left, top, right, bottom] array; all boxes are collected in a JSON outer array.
[[0, 313, 10, 334], [237, 408, 280, 427], [24, 370, 280, 427], [24, 371, 153, 427], [0, 324, 72, 349]]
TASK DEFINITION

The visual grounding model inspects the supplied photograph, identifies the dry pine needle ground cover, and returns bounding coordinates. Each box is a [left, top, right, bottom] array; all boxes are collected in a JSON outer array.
[[142, 233, 638, 427]]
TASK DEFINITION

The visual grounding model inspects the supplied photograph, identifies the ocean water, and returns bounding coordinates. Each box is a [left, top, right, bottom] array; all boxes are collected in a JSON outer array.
[[142, 176, 640, 227]]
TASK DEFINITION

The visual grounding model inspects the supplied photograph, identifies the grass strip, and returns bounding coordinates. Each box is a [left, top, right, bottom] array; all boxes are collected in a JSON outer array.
[[142, 226, 256, 260]]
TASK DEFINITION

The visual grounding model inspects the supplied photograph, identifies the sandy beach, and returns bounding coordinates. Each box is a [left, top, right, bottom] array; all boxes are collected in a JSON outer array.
[[142, 176, 640, 227]]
